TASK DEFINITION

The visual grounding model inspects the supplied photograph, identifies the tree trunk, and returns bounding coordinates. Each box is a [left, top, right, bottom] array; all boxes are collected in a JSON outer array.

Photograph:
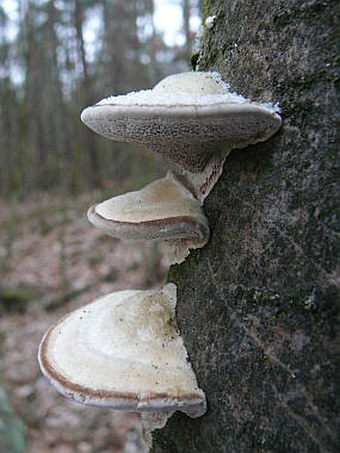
[[152, 1, 338, 452]]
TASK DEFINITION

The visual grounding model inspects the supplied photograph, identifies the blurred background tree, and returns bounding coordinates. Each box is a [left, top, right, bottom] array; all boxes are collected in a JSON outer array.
[[0, 0, 202, 198], [0, 4, 203, 451]]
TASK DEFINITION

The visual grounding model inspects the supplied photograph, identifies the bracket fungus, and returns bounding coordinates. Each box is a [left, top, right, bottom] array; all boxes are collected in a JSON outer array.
[[81, 71, 282, 201], [38, 283, 206, 448], [87, 171, 209, 264]]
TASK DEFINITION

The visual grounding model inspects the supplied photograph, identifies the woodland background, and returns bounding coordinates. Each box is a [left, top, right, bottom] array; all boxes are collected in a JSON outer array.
[[0, 1, 201, 451], [0, 0, 202, 197]]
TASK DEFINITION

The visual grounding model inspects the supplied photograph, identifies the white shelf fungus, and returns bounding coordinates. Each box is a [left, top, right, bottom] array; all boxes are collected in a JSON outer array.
[[38, 284, 206, 448], [81, 71, 281, 201], [87, 171, 209, 264]]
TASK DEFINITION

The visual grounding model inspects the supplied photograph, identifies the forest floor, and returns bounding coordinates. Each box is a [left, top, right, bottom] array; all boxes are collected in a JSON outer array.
[[0, 193, 169, 453]]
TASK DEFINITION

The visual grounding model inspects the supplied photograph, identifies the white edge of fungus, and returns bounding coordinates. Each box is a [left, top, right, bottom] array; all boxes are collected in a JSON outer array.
[[38, 284, 207, 413]]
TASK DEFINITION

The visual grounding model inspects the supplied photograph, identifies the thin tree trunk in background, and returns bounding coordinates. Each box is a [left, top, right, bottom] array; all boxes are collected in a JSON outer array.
[[74, 0, 88, 81], [182, 0, 192, 59], [46, 0, 72, 193], [23, 4, 47, 170], [22, 4, 48, 184], [153, 0, 338, 451], [145, 0, 158, 83], [102, 0, 125, 93], [73, 0, 101, 189], [21, 0, 66, 190]]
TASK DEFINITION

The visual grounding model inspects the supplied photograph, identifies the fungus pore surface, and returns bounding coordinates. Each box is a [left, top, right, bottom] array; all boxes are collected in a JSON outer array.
[[81, 71, 281, 175]]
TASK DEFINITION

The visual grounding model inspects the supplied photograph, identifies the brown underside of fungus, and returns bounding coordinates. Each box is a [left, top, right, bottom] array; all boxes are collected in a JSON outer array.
[[38, 283, 206, 448]]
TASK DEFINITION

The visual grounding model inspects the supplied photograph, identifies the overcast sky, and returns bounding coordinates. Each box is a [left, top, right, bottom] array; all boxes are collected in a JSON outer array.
[[1, 0, 201, 47]]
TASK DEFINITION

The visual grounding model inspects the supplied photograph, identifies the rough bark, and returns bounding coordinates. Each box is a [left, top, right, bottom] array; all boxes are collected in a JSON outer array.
[[152, 1, 339, 452]]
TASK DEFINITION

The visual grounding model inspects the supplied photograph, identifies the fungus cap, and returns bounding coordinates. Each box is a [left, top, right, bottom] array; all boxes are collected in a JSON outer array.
[[87, 171, 209, 263], [38, 284, 206, 418], [81, 71, 282, 173]]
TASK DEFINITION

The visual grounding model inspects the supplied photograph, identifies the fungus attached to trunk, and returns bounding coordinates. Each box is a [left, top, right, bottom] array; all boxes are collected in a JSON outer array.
[[38, 284, 206, 448], [81, 71, 281, 201], [87, 171, 209, 264]]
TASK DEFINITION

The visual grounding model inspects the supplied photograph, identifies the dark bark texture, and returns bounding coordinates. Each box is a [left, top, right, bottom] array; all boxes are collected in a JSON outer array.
[[152, 1, 339, 452]]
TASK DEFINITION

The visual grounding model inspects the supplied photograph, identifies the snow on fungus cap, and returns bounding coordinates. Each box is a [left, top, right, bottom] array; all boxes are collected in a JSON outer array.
[[80, 71, 282, 173]]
